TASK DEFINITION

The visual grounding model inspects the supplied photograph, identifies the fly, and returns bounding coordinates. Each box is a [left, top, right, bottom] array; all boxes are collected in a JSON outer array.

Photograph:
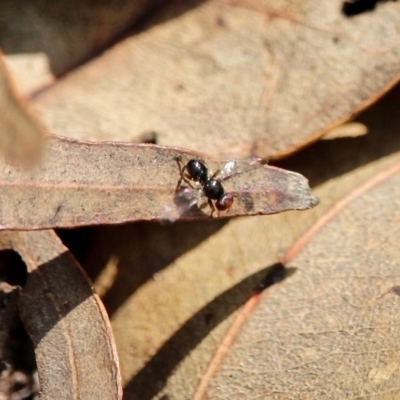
[[173, 155, 263, 218]]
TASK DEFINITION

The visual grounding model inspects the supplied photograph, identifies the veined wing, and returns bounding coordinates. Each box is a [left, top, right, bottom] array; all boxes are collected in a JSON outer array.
[[216, 157, 265, 182]]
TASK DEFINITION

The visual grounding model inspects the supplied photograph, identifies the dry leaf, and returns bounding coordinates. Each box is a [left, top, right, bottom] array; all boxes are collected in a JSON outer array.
[[0, 230, 122, 400], [0, 0, 164, 75], [30, 0, 400, 159], [202, 162, 400, 399], [0, 135, 317, 230], [0, 55, 44, 165]]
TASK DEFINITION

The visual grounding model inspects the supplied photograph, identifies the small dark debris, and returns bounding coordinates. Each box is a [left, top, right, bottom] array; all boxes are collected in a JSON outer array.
[[391, 285, 400, 296], [253, 263, 287, 293], [216, 15, 226, 28], [139, 131, 158, 144], [203, 311, 215, 325], [342, 0, 397, 16]]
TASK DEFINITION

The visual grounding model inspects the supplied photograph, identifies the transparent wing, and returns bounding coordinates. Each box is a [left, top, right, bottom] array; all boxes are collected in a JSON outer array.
[[175, 186, 203, 210], [160, 185, 204, 222], [215, 157, 265, 182]]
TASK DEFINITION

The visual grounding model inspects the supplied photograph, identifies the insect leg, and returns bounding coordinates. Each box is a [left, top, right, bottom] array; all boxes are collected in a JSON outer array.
[[174, 155, 194, 188], [208, 198, 216, 218], [210, 169, 221, 180]]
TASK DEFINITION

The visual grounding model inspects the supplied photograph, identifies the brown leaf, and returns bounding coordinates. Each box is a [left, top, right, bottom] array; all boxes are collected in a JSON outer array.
[[0, 135, 318, 230], [31, 0, 400, 158], [0, 0, 164, 75], [0, 230, 122, 400], [0, 55, 44, 166], [199, 161, 400, 398]]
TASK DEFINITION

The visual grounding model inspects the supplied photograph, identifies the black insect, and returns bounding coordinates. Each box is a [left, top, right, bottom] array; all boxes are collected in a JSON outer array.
[[174, 155, 251, 217]]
